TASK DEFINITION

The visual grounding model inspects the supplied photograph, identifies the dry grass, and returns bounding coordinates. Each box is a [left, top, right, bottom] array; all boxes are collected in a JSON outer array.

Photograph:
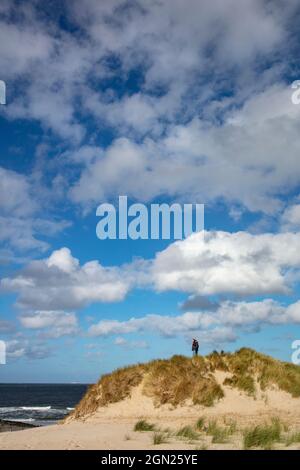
[[143, 355, 223, 407], [70, 348, 300, 420], [223, 373, 256, 396], [206, 351, 229, 371], [71, 364, 145, 419], [227, 348, 300, 397], [243, 418, 282, 449]]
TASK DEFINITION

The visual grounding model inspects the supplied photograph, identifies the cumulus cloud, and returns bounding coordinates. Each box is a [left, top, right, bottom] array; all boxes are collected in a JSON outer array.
[[88, 311, 218, 338], [1, 247, 131, 311], [180, 295, 220, 312], [281, 204, 300, 232], [6, 339, 52, 360], [70, 84, 300, 214], [3, 229, 300, 347], [3, 229, 300, 314], [1, 1, 300, 216], [19, 310, 79, 338], [0, 167, 35, 217], [88, 299, 300, 345], [0, 167, 70, 257], [2, 0, 294, 139], [151, 230, 300, 296]]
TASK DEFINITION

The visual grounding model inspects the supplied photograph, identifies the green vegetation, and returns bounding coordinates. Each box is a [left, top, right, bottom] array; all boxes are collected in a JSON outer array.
[[243, 418, 282, 449], [206, 419, 235, 443], [153, 432, 168, 445], [226, 419, 237, 434], [223, 374, 256, 396], [176, 425, 199, 440], [143, 355, 223, 407], [195, 416, 205, 431], [134, 419, 156, 432], [70, 348, 300, 420], [227, 348, 300, 398], [72, 364, 146, 418]]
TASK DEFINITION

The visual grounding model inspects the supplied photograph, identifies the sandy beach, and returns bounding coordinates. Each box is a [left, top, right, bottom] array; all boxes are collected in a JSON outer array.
[[2, 376, 300, 450]]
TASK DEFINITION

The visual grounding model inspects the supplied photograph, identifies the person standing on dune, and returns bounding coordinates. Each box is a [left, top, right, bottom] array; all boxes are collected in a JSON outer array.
[[192, 338, 199, 356]]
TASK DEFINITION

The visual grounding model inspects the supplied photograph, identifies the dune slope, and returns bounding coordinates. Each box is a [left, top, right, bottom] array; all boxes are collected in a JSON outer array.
[[2, 348, 300, 449]]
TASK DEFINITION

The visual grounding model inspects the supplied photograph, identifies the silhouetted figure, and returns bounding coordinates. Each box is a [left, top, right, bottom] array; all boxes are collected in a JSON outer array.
[[192, 338, 199, 356]]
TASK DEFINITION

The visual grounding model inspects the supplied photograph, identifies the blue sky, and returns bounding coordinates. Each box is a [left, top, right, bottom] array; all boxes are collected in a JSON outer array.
[[1, 0, 300, 383]]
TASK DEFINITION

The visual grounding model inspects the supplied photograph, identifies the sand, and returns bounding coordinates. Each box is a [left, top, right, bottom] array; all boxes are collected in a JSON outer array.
[[1, 377, 300, 450]]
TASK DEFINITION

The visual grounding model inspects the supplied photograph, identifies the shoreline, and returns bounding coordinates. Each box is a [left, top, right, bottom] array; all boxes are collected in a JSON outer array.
[[0, 419, 40, 433]]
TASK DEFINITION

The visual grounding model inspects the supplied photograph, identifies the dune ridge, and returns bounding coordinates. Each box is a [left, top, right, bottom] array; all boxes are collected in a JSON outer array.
[[69, 348, 300, 421], [2, 348, 300, 449]]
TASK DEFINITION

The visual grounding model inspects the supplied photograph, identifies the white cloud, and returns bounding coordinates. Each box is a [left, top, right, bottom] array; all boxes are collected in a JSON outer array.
[[281, 204, 300, 231], [114, 337, 149, 349], [88, 299, 300, 344], [0, 167, 35, 216], [3, 229, 300, 313], [0, 167, 70, 256], [151, 230, 300, 296], [0, 0, 297, 142], [89, 312, 217, 338], [70, 84, 300, 214], [19, 310, 79, 338], [1, 247, 131, 311], [47, 247, 79, 273], [216, 299, 300, 326], [6, 339, 52, 360], [1, 1, 299, 215]]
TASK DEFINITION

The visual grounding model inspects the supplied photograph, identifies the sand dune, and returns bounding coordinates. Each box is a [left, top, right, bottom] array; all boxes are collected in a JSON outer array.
[[2, 349, 300, 449], [1, 375, 300, 449]]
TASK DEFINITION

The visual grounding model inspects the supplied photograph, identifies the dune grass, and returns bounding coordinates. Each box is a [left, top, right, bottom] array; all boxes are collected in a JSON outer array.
[[176, 425, 199, 441], [72, 364, 145, 418], [195, 416, 205, 431], [284, 431, 300, 447], [223, 373, 256, 396], [143, 354, 224, 407], [243, 418, 282, 449], [225, 419, 237, 434], [153, 432, 168, 445], [70, 348, 300, 420], [227, 348, 300, 398], [206, 419, 235, 443], [134, 419, 156, 432]]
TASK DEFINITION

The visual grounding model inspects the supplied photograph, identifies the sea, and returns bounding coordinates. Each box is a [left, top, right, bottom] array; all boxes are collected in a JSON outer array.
[[0, 383, 89, 426]]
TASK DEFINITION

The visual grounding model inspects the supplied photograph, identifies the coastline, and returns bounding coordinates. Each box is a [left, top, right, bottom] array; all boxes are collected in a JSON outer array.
[[0, 419, 39, 433]]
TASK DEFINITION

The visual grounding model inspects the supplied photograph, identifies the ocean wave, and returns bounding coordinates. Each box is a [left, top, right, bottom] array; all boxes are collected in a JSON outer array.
[[7, 418, 35, 423], [21, 406, 51, 411], [0, 406, 72, 425]]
